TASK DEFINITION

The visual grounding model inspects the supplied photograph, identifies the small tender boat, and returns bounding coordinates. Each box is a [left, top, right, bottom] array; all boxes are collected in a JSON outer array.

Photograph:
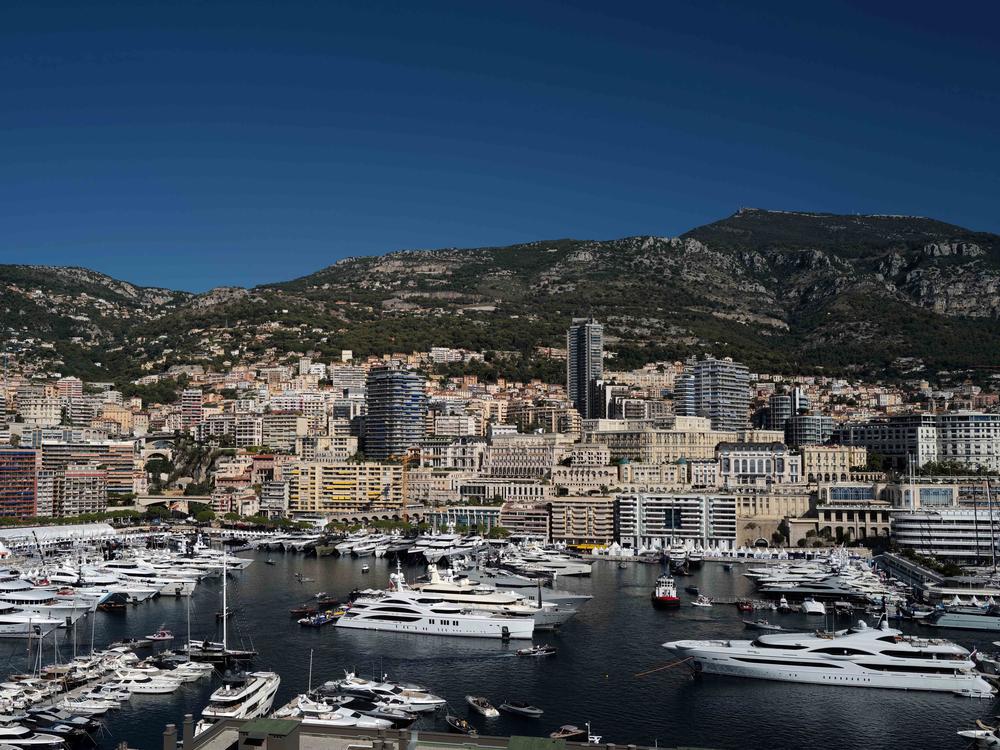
[[691, 595, 713, 608], [742, 619, 784, 632], [723, 563, 733, 571], [146, 629, 173, 641], [550, 725, 587, 740], [735, 600, 754, 612], [801, 597, 827, 616], [684, 585, 700, 596], [216, 607, 237, 621], [110, 637, 151, 649], [499, 700, 543, 718], [446, 714, 477, 735], [777, 595, 792, 613], [265, 559, 276, 566], [361, 565, 370, 573], [465, 695, 499, 718], [516, 644, 557, 657], [298, 610, 339, 627], [617, 562, 627, 569]]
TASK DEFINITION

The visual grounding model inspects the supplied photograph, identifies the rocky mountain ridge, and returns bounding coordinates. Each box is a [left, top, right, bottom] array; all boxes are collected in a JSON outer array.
[[3, 209, 1000, 381]]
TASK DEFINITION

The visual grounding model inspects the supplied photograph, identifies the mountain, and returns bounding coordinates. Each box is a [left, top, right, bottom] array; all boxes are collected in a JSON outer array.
[[5, 208, 1000, 382]]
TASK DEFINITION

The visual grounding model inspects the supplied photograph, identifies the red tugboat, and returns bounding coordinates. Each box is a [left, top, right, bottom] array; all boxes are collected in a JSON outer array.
[[651, 574, 680, 608]]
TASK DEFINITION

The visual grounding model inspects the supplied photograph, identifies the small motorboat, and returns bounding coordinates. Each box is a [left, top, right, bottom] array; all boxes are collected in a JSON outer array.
[[617, 561, 627, 569], [298, 610, 340, 627], [743, 619, 784, 632], [690, 595, 713, 608], [361, 564, 370, 573], [444, 714, 479, 737], [516, 644, 557, 657], [550, 725, 587, 740], [146, 629, 173, 641], [684, 585, 700, 596], [290, 604, 318, 617], [110, 637, 152, 649], [216, 607, 237, 621], [735, 600, 754, 612], [722, 563, 733, 571], [777, 595, 792, 613], [499, 700, 543, 718], [446, 714, 477, 736], [264, 559, 276, 566], [465, 695, 499, 718]]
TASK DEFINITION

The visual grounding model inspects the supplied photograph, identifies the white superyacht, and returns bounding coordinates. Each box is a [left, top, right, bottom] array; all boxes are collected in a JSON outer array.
[[664, 617, 994, 697]]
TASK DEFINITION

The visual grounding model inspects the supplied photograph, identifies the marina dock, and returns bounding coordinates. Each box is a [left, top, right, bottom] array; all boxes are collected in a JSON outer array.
[[174, 717, 717, 750]]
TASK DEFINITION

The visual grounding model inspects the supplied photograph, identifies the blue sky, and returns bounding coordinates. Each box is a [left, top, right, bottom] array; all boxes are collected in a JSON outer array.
[[2, 0, 998, 291]]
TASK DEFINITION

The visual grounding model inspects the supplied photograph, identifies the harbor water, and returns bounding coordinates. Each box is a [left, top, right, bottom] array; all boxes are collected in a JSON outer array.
[[6, 551, 998, 750]]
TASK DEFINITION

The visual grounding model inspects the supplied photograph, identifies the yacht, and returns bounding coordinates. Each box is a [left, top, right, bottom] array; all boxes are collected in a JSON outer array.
[[0, 721, 66, 747], [926, 604, 1000, 631], [336, 589, 534, 639], [664, 618, 995, 697], [110, 671, 181, 694], [324, 671, 446, 712], [275, 695, 394, 729], [402, 566, 576, 629], [198, 672, 280, 731], [0, 603, 62, 638]]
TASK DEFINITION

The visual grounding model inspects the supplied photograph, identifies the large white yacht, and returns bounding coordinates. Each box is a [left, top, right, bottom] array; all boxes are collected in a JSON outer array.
[[401, 566, 575, 629], [197, 672, 281, 733], [664, 618, 995, 697], [337, 589, 534, 639], [0, 603, 62, 638]]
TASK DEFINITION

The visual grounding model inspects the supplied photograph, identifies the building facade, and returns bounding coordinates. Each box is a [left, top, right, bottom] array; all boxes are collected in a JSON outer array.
[[675, 356, 750, 432], [566, 318, 603, 420], [364, 368, 427, 461]]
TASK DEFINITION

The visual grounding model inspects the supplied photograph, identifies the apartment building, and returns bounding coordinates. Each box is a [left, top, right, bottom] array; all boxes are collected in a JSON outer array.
[[550, 496, 615, 545], [56, 464, 108, 516], [801, 445, 869, 483], [615, 492, 738, 550], [498, 501, 550, 539], [287, 461, 403, 514], [675, 356, 750, 432], [585, 416, 736, 463], [832, 412, 1000, 471], [0, 449, 38, 518], [482, 433, 573, 479]]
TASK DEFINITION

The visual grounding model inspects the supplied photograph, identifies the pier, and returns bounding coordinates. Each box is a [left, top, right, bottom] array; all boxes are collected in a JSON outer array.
[[174, 717, 717, 750]]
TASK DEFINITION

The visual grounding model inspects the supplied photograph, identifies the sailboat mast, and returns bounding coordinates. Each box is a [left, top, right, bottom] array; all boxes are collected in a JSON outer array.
[[222, 547, 228, 650], [987, 478, 997, 574]]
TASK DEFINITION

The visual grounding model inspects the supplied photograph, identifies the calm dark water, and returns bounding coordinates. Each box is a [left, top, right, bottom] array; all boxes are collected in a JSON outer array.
[[3, 552, 997, 750]]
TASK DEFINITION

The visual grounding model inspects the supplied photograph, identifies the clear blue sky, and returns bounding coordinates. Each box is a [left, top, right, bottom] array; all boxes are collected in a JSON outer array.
[[2, 1, 998, 291]]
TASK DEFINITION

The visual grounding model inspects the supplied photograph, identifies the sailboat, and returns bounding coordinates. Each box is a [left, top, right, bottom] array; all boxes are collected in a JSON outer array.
[[186, 547, 257, 665]]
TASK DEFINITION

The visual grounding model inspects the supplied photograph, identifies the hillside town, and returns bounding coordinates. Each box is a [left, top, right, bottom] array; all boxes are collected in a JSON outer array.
[[1, 317, 998, 563]]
